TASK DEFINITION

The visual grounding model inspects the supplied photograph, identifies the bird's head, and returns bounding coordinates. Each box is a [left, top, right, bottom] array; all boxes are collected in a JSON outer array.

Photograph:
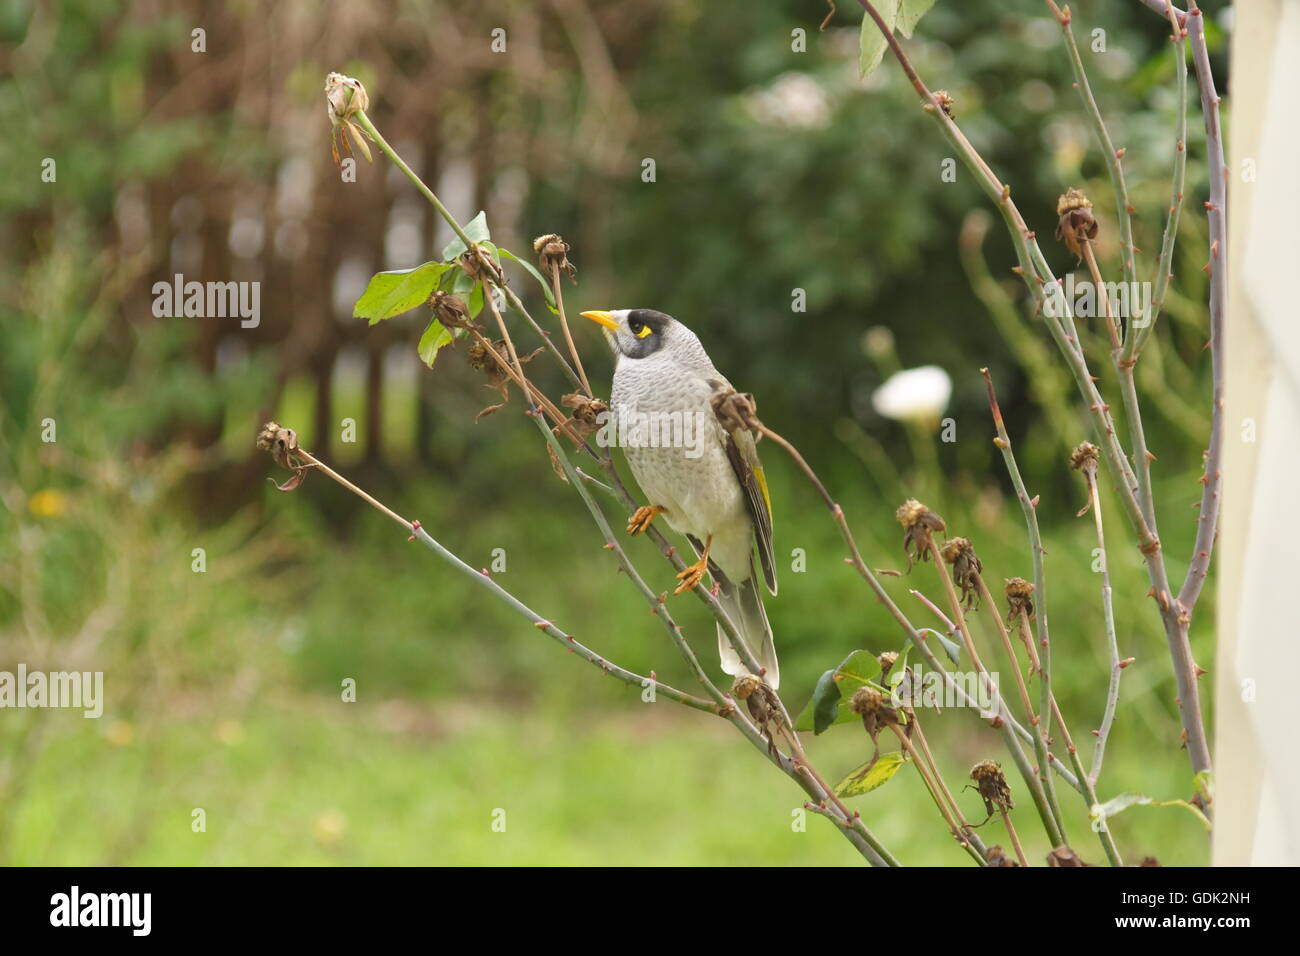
[[580, 308, 679, 360]]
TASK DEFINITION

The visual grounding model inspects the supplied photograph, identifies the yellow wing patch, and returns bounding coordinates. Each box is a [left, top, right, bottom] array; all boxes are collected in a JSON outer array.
[[753, 465, 772, 523]]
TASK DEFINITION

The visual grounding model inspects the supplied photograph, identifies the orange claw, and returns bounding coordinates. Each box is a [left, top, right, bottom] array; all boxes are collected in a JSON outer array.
[[627, 505, 666, 536], [673, 535, 712, 595]]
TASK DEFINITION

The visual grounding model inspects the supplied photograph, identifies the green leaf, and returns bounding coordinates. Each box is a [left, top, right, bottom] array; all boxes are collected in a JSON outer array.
[[835, 752, 907, 798], [794, 650, 888, 734], [440, 211, 491, 262], [918, 627, 962, 665], [467, 281, 486, 318], [810, 669, 841, 735], [499, 246, 559, 314], [859, 0, 901, 78], [835, 649, 882, 690], [897, 0, 937, 38], [417, 318, 454, 368], [1090, 792, 1212, 832], [353, 262, 448, 324]]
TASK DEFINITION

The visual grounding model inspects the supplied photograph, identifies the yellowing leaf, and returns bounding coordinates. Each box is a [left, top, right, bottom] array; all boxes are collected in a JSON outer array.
[[835, 752, 907, 798]]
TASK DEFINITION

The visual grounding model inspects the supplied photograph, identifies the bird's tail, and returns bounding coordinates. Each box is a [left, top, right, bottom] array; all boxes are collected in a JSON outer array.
[[716, 563, 779, 690]]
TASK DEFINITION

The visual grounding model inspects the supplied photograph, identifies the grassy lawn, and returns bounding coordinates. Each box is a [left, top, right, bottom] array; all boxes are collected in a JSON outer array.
[[8, 692, 1208, 867]]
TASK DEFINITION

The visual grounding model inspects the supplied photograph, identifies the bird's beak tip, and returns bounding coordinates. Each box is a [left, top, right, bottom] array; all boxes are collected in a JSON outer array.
[[580, 310, 620, 332]]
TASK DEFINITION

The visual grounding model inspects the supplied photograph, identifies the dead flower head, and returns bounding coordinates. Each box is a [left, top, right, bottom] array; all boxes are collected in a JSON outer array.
[[1004, 577, 1035, 622], [466, 339, 543, 421], [256, 421, 310, 492], [1055, 187, 1097, 259], [969, 759, 1014, 821], [1047, 846, 1090, 867], [324, 72, 372, 166], [897, 498, 946, 570], [940, 536, 983, 610], [733, 675, 781, 756], [430, 290, 477, 331], [533, 233, 576, 281], [878, 651, 900, 681], [850, 686, 899, 738], [459, 245, 500, 284], [559, 392, 608, 441], [1069, 440, 1100, 472], [983, 845, 1019, 867]]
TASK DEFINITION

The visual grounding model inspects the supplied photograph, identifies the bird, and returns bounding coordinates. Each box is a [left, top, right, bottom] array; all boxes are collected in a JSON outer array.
[[580, 308, 780, 689]]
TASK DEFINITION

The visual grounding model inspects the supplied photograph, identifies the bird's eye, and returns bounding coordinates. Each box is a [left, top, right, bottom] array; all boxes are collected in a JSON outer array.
[[629, 318, 652, 339]]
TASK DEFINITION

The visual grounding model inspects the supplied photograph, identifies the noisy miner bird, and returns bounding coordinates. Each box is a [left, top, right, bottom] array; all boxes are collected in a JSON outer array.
[[580, 309, 779, 689]]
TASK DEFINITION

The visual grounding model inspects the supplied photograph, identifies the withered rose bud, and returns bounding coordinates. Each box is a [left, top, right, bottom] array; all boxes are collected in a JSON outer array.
[[970, 760, 1014, 819], [1069, 441, 1100, 471], [533, 233, 576, 281], [897, 499, 946, 570], [324, 72, 372, 166], [940, 536, 983, 610], [430, 290, 475, 330], [256, 421, 309, 491], [459, 245, 501, 284], [878, 651, 900, 680], [732, 675, 781, 756], [1055, 187, 1097, 259], [1047, 845, 1089, 867], [465, 339, 544, 422], [1005, 577, 1035, 621], [256, 420, 285, 453], [984, 845, 1019, 867], [324, 72, 369, 123], [851, 686, 884, 716], [561, 392, 608, 431]]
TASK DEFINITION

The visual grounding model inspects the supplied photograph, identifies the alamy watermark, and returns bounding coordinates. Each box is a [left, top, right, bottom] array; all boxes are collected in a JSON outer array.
[[1043, 274, 1152, 326], [0, 665, 103, 718], [152, 274, 260, 328], [890, 663, 1000, 712], [595, 404, 708, 459]]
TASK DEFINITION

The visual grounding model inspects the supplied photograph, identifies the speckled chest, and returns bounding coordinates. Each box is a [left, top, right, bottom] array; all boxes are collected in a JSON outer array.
[[611, 351, 749, 549]]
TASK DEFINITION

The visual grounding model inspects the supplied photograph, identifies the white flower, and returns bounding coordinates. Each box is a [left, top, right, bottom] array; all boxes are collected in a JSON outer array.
[[744, 72, 832, 129], [871, 366, 952, 425]]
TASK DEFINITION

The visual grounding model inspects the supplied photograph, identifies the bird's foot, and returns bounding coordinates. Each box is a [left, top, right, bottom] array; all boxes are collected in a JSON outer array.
[[627, 505, 666, 536], [674, 556, 708, 594]]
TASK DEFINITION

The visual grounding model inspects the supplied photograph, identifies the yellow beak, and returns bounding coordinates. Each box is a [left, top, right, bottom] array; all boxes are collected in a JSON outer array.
[[580, 310, 620, 332]]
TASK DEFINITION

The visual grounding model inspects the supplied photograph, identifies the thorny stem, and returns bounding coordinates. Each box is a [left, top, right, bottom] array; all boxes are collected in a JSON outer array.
[[1046, 1, 1139, 294], [856, 0, 1216, 789], [1128, 0, 1189, 360], [1082, 462, 1124, 784], [1175, 0, 1226, 625], [910, 591, 1081, 795], [890, 724, 987, 866], [482, 280, 527, 385], [925, 538, 1066, 848], [973, 573, 1121, 866], [280, 443, 715, 713], [548, 266, 593, 397], [909, 713, 988, 857], [351, 108, 586, 394], [972, 572, 1065, 837], [757, 413, 1090, 830], [999, 806, 1029, 868]]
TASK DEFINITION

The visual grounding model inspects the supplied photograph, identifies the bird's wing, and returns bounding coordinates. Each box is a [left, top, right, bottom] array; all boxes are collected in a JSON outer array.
[[723, 426, 777, 595]]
